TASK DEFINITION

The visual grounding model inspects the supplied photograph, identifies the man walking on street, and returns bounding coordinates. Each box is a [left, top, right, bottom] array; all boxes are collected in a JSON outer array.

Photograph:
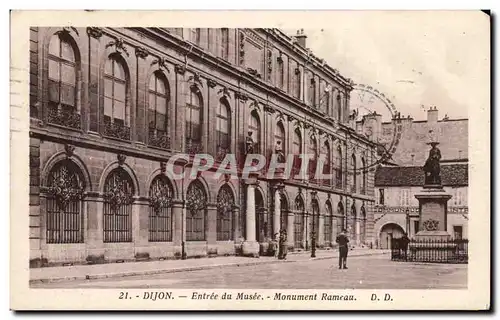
[[336, 229, 349, 269]]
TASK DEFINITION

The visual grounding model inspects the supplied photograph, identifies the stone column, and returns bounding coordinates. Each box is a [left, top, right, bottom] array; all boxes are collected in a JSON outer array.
[[133, 199, 149, 248], [206, 203, 218, 255], [273, 188, 281, 237], [233, 207, 241, 241], [242, 179, 259, 257], [172, 201, 183, 250]]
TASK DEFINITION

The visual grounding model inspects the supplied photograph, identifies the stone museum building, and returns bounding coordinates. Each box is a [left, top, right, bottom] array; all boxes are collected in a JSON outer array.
[[28, 27, 378, 265], [361, 108, 469, 249]]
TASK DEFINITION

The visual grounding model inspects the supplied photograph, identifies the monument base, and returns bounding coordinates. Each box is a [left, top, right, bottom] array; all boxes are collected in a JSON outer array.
[[242, 241, 260, 258], [415, 230, 451, 241]]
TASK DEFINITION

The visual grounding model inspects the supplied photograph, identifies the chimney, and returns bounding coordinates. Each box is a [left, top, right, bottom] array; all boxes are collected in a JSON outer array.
[[427, 106, 438, 124], [295, 29, 307, 48]]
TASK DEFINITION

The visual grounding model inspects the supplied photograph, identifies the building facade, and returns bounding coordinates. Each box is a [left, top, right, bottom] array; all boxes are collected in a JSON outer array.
[[359, 108, 468, 249], [29, 27, 377, 266]]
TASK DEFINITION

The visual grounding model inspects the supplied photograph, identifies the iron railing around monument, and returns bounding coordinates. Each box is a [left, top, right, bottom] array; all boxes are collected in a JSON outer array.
[[391, 238, 468, 264]]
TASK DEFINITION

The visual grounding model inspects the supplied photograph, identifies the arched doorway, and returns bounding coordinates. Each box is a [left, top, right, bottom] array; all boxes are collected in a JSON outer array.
[[255, 189, 268, 242], [379, 223, 405, 249], [280, 195, 288, 231], [309, 198, 320, 243]]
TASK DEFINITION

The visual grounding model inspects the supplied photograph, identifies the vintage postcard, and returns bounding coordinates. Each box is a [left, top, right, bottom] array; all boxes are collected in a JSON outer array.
[[10, 10, 490, 310]]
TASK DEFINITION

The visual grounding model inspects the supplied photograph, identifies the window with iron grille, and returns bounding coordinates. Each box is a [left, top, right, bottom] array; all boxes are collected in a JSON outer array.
[[294, 195, 305, 248], [248, 111, 261, 154], [149, 175, 173, 242], [104, 55, 130, 140], [47, 33, 80, 129], [186, 180, 207, 241], [103, 168, 135, 243], [148, 71, 170, 149], [337, 202, 345, 235], [216, 99, 231, 161], [324, 201, 333, 246], [45, 159, 85, 244], [185, 89, 203, 154], [216, 184, 234, 241]]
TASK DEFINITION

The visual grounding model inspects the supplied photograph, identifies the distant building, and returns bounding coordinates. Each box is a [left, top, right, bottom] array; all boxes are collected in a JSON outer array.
[[357, 107, 468, 248]]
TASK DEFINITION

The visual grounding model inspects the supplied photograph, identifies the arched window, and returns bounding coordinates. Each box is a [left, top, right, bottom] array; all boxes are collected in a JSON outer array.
[[255, 189, 268, 243], [324, 201, 333, 246], [104, 55, 130, 140], [336, 94, 342, 121], [335, 146, 343, 189], [308, 136, 318, 183], [185, 88, 203, 154], [220, 28, 229, 60], [103, 167, 135, 243], [47, 33, 80, 129], [149, 175, 173, 242], [361, 157, 367, 194], [275, 121, 285, 154], [325, 85, 331, 115], [216, 184, 235, 241], [322, 141, 332, 186], [148, 72, 170, 149], [337, 201, 345, 236], [248, 111, 261, 154], [294, 195, 305, 248], [292, 128, 302, 179], [186, 180, 207, 241], [216, 99, 231, 161], [351, 154, 357, 193], [45, 159, 85, 243]]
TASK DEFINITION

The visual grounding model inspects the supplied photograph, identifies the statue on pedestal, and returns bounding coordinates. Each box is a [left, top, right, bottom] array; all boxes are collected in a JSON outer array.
[[423, 142, 442, 186]]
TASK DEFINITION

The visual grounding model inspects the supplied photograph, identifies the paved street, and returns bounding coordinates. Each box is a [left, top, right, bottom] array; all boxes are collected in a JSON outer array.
[[31, 254, 467, 289]]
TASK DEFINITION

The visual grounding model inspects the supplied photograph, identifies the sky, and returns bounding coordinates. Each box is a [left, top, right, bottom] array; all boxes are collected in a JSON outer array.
[[282, 11, 489, 122]]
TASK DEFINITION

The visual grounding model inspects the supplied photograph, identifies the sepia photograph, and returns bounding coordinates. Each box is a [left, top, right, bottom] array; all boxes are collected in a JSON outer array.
[[10, 10, 490, 310]]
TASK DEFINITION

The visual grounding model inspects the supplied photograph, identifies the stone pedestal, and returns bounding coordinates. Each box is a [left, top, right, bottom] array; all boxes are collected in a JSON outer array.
[[414, 186, 452, 240], [242, 173, 260, 257]]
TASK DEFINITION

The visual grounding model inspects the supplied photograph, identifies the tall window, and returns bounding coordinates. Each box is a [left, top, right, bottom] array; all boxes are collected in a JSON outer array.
[[216, 99, 231, 161], [292, 128, 302, 179], [294, 195, 305, 248], [277, 56, 284, 89], [308, 136, 318, 182], [309, 76, 316, 106], [48, 34, 80, 128], [324, 201, 333, 246], [325, 85, 331, 115], [190, 28, 201, 45], [104, 55, 130, 140], [148, 72, 170, 149], [45, 159, 85, 243], [149, 175, 173, 242], [186, 180, 207, 241], [336, 94, 342, 121], [400, 189, 410, 206], [220, 28, 229, 60], [217, 185, 235, 241], [337, 202, 345, 235], [335, 146, 343, 189], [351, 154, 357, 193], [361, 157, 367, 194], [248, 111, 261, 153], [185, 89, 203, 154], [103, 168, 134, 243], [322, 141, 332, 186], [293, 65, 301, 99], [275, 121, 285, 154]]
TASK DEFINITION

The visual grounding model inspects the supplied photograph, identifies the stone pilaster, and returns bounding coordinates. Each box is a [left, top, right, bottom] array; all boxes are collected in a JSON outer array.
[[242, 177, 259, 257]]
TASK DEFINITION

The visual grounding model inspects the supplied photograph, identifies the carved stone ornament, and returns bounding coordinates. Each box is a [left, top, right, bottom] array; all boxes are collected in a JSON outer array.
[[160, 162, 167, 173], [46, 162, 84, 211], [56, 27, 79, 37], [149, 181, 172, 214], [264, 105, 275, 114], [287, 114, 295, 122], [135, 46, 149, 59], [117, 154, 126, 166], [422, 219, 439, 231], [64, 144, 75, 158], [105, 37, 129, 56], [207, 78, 217, 88], [238, 32, 245, 65], [217, 87, 231, 98], [294, 67, 301, 75], [104, 181, 134, 210], [151, 57, 170, 73], [187, 73, 204, 88], [175, 64, 186, 75], [267, 49, 273, 82], [235, 92, 249, 102], [186, 183, 207, 215], [86, 27, 103, 39]]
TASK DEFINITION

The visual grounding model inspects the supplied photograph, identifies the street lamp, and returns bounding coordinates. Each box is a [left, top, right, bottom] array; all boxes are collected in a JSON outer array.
[[311, 190, 317, 258], [180, 161, 191, 260], [405, 208, 410, 238]]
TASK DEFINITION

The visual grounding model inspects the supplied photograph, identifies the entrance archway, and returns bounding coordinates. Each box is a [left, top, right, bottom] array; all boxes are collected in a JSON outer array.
[[379, 223, 405, 249]]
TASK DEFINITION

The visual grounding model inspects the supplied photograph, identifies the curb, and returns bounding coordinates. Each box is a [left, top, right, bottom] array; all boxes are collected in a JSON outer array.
[[30, 251, 388, 285]]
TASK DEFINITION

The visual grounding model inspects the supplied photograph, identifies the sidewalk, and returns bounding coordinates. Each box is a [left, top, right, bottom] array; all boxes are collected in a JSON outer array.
[[29, 249, 390, 284]]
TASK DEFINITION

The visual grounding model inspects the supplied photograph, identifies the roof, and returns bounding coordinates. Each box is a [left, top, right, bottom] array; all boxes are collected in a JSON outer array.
[[374, 164, 468, 187]]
